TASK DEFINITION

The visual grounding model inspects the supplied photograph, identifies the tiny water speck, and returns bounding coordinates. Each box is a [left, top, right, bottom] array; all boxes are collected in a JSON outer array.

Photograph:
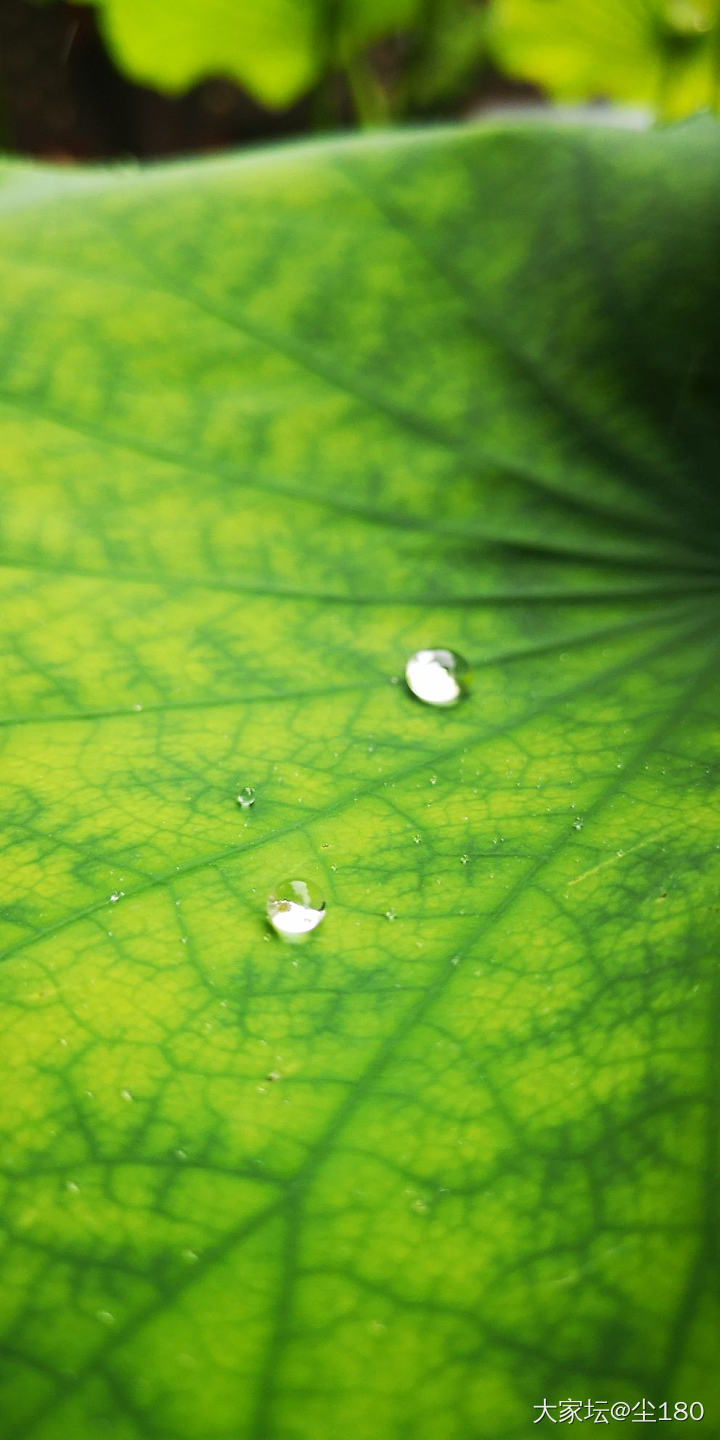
[[237, 786, 256, 810], [385, 907, 397, 922], [404, 648, 469, 707], [109, 891, 123, 903], [267, 878, 325, 941], [572, 818, 583, 831]]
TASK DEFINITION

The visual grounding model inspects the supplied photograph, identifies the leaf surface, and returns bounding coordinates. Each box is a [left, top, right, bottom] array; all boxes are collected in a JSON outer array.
[[73, 0, 422, 105], [489, 0, 720, 120], [0, 119, 719, 1440]]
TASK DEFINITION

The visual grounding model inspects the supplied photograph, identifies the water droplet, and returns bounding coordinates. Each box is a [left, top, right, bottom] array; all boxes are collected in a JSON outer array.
[[66, 1180, 80, 1194], [404, 648, 469, 707], [120, 1089, 133, 1102], [412, 834, 421, 845], [96, 1310, 115, 1326], [266, 878, 325, 941], [181, 1248, 199, 1264], [460, 854, 469, 865], [237, 786, 256, 810], [385, 908, 397, 922], [572, 818, 583, 831], [109, 892, 123, 903]]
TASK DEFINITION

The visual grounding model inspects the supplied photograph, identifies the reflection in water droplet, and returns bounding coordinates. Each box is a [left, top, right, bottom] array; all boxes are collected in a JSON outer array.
[[385, 908, 397, 922], [572, 818, 583, 831], [267, 878, 325, 941], [405, 648, 469, 707], [237, 786, 256, 810]]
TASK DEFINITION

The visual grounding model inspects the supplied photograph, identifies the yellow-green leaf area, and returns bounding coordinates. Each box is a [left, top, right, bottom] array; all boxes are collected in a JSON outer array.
[[73, 0, 423, 106], [490, 0, 720, 119], [0, 119, 719, 1440]]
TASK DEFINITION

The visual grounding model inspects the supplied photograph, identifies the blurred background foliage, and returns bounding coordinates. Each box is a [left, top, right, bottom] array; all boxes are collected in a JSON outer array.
[[1, 0, 718, 158]]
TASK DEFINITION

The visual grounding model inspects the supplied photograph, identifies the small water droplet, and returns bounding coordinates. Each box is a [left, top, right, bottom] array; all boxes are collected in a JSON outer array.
[[572, 818, 583, 831], [174, 1148, 188, 1161], [96, 1310, 115, 1326], [385, 908, 397, 922], [412, 834, 421, 845], [404, 648, 469, 707], [181, 1248, 199, 1264], [120, 1089, 133, 1102], [266, 878, 325, 941], [66, 1180, 80, 1194], [237, 786, 256, 810], [460, 854, 469, 865], [109, 892, 123, 903]]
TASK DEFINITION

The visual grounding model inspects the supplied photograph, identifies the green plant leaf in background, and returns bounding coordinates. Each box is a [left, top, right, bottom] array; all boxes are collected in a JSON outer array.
[[0, 119, 719, 1440], [490, 0, 720, 121], [70, 0, 422, 107]]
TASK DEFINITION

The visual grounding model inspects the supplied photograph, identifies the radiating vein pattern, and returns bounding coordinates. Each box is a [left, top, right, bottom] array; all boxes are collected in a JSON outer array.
[[0, 120, 718, 1440]]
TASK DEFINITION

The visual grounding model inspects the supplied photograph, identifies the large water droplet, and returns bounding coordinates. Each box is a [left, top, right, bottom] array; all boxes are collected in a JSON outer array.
[[266, 878, 325, 941], [237, 786, 256, 810], [405, 648, 469, 707]]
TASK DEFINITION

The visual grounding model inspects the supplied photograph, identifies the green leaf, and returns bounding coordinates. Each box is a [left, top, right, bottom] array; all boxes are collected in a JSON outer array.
[[0, 118, 719, 1440], [72, 0, 422, 107], [489, 0, 720, 120]]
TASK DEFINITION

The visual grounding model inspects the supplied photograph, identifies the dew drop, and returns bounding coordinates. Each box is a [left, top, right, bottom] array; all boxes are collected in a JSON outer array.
[[572, 818, 583, 831], [404, 648, 469, 707], [460, 854, 469, 865], [96, 1310, 115, 1326], [109, 892, 123, 903], [266, 878, 325, 941], [385, 908, 397, 922], [237, 786, 256, 810]]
